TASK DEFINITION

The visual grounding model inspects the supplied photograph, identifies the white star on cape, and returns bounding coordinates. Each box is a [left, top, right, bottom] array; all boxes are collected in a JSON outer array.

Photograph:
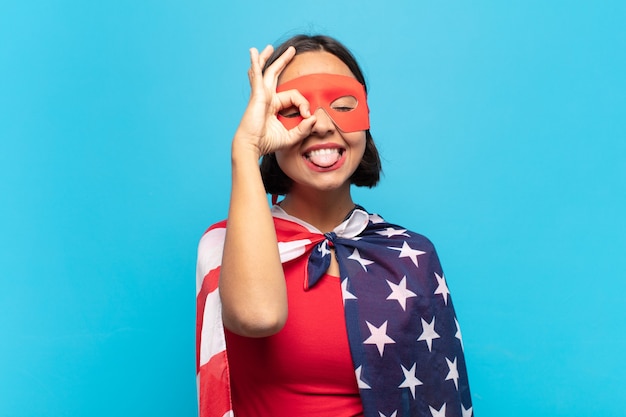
[[429, 403, 446, 417], [376, 227, 409, 238], [455, 318, 464, 352], [348, 248, 374, 271], [317, 240, 331, 257], [388, 241, 426, 268], [341, 278, 357, 305], [379, 412, 397, 417], [462, 404, 473, 417], [386, 276, 417, 311], [434, 272, 450, 305], [417, 317, 440, 352], [364, 320, 395, 356], [355, 366, 371, 389], [398, 363, 423, 399], [445, 357, 459, 390]]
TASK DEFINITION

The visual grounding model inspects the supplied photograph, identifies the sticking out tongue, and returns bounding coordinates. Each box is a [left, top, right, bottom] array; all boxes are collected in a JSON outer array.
[[307, 148, 342, 168]]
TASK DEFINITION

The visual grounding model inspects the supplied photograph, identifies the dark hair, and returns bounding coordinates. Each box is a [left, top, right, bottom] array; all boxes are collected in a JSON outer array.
[[259, 34, 382, 195]]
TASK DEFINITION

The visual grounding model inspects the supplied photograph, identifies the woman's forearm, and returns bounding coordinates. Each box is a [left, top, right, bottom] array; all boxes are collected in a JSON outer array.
[[219, 139, 288, 338]]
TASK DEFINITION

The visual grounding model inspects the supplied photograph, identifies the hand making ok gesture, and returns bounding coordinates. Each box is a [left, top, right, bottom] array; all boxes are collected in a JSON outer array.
[[233, 45, 317, 158]]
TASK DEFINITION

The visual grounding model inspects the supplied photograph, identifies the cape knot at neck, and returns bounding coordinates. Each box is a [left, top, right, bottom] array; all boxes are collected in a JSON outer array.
[[324, 231, 337, 244]]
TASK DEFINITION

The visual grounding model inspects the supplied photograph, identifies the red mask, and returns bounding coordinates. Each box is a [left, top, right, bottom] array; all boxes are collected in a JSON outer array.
[[276, 73, 370, 133]]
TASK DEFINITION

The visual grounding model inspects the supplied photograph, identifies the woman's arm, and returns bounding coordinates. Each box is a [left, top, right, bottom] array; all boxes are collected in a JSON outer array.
[[219, 45, 315, 337]]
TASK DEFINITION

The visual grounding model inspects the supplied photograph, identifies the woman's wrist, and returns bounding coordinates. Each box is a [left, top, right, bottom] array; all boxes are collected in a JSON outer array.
[[231, 134, 263, 161]]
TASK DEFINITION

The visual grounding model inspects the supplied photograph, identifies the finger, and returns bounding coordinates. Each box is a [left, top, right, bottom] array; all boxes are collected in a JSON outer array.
[[263, 46, 296, 87], [249, 47, 260, 74], [287, 115, 317, 143], [257, 44, 274, 70], [276, 90, 311, 118], [247, 47, 262, 86]]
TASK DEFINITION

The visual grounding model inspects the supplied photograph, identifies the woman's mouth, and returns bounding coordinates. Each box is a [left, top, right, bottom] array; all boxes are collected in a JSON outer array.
[[304, 148, 345, 168]]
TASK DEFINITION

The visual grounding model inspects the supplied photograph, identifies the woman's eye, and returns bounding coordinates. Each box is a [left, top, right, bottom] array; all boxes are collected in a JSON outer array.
[[331, 96, 357, 112], [279, 107, 301, 118]]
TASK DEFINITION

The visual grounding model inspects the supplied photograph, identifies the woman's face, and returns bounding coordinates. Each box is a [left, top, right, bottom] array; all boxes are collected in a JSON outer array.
[[274, 51, 367, 194]]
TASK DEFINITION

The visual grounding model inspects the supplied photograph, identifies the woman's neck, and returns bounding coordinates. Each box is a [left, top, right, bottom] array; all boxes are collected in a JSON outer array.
[[279, 186, 356, 233]]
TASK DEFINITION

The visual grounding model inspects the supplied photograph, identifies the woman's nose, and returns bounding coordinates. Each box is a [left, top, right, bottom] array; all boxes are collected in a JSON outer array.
[[310, 107, 336, 136]]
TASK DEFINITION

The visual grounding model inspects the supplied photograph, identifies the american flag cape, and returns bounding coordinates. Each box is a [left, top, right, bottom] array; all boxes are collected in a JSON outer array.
[[196, 205, 473, 417]]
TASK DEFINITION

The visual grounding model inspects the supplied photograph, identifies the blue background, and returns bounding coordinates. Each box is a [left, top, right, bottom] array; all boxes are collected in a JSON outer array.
[[2, 1, 625, 416]]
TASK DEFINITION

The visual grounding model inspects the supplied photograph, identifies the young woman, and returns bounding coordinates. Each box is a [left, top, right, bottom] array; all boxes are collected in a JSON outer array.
[[197, 35, 472, 417]]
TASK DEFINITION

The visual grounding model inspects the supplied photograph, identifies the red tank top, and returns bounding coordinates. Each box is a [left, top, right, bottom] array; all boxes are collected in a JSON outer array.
[[224, 258, 363, 417]]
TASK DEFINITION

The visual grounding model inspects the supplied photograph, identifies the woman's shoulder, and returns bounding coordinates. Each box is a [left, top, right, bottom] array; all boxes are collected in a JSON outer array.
[[197, 219, 228, 257], [203, 219, 228, 234]]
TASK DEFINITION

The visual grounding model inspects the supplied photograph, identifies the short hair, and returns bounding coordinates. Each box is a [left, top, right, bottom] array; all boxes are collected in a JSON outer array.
[[259, 34, 382, 195]]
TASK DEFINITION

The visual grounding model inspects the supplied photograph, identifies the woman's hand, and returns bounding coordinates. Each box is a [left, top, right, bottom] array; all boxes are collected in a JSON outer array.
[[233, 45, 316, 158]]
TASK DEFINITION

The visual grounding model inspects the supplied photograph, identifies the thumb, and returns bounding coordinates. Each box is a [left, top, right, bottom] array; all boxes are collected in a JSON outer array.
[[286, 114, 316, 145]]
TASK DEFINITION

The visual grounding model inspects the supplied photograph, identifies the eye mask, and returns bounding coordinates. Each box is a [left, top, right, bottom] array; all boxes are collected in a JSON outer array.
[[276, 73, 370, 133]]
